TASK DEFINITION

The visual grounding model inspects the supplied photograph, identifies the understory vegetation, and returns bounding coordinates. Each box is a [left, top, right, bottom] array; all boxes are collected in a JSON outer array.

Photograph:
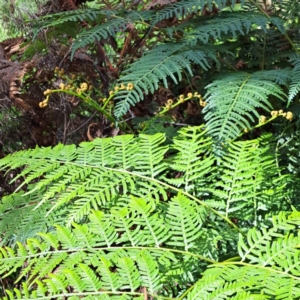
[[1, 0, 300, 299]]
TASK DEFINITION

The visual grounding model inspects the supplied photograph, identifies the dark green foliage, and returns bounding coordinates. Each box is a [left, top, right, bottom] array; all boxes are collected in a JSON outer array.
[[31, 1, 289, 123]]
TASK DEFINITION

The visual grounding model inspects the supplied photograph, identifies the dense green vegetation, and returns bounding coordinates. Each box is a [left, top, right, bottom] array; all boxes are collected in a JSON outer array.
[[1, 0, 300, 298], [0, 0, 47, 40]]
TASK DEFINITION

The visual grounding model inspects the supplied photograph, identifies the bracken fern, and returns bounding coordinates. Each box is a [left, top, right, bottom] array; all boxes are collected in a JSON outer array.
[[1, 0, 300, 298]]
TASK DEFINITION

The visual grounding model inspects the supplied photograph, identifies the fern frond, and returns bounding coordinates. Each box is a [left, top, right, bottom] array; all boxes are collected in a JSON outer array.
[[118, 257, 141, 291], [135, 133, 168, 177], [0, 205, 212, 298], [288, 54, 300, 106], [0, 134, 170, 226], [272, 0, 300, 24], [151, 0, 242, 24], [165, 194, 208, 251], [203, 70, 287, 143], [31, 8, 108, 38], [136, 250, 162, 293], [88, 210, 118, 247], [71, 14, 129, 60], [0, 127, 245, 262], [182, 12, 285, 46], [238, 211, 300, 265], [114, 9, 288, 119], [114, 43, 189, 118], [187, 212, 300, 299], [150, 0, 203, 23], [0, 126, 294, 297], [214, 137, 281, 220], [186, 272, 259, 300], [129, 196, 170, 247], [0, 190, 67, 247], [114, 43, 215, 118], [166, 125, 215, 195], [2, 184, 295, 298]]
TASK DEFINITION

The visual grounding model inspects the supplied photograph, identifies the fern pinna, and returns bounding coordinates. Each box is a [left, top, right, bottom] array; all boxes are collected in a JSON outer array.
[[0, 126, 293, 299]]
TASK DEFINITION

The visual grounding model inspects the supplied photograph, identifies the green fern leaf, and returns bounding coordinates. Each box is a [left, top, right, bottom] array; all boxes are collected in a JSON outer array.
[[203, 70, 287, 143], [114, 43, 190, 118], [71, 10, 151, 60], [238, 212, 300, 268], [288, 54, 300, 106], [64, 269, 86, 292], [114, 43, 214, 118], [117, 257, 141, 291], [112, 207, 143, 246], [96, 256, 122, 291], [182, 12, 285, 46], [272, 0, 300, 24], [0, 134, 169, 226], [0, 189, 67, 246], [88, 210, 118, 247], [166, 194, 207, 251], [71, 18, 127, 60], [129, 196, 170, 247], [166, 125, 215, 194], [151, 0, 243, 24], [34, 8, 105, 26], [136, 250, 161, 293], [214, 138, 280, 220]]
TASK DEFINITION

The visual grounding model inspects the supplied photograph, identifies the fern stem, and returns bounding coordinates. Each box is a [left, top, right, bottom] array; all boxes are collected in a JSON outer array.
[[121, 246, 217, 263], [48, 89, 126, 131], [178, 282, 198, 300], [234, 114, 279, 141], [179, 259, 300, 299], [217, 261, 300, 281], [119, 116, 135, 134], [217, 53, 238, 71], [10, 247, 214, 265], [38, 156, 244, 234]]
